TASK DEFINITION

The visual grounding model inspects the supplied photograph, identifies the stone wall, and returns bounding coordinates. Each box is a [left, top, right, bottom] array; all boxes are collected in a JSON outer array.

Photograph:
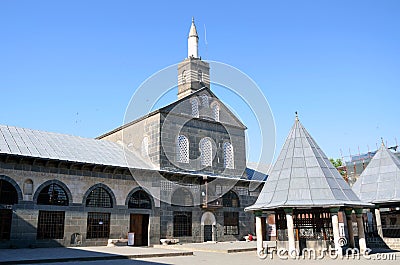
[[0, 161, 160, 248]]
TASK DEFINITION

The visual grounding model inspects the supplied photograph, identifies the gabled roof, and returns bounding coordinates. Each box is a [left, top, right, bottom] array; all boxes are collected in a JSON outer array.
[[352, 143, 400, 205], [159, 87, 247, 129], [246, 115, 370, 211], [98, 86, 247, 139], [0, 125, 154, 170]]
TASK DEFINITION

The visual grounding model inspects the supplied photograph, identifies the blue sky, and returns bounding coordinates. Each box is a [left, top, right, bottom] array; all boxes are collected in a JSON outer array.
[[1, 0, 399, 164]]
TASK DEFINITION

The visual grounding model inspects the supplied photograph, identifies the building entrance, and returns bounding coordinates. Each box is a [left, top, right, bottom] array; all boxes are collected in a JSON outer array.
[[130, 214, 149, 246]]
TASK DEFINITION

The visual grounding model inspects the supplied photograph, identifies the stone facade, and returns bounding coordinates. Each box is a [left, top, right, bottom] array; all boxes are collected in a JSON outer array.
[[0, 19, 264, 248]]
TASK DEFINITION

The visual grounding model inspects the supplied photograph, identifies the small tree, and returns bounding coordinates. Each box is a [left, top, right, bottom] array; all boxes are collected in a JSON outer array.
[[330, 158, 347, 178]]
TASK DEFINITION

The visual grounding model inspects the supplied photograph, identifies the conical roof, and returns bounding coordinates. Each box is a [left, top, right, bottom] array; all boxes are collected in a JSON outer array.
[[188, 17, 198, 38], [352, 143, 400, 205], [246, 116, 370, 211]]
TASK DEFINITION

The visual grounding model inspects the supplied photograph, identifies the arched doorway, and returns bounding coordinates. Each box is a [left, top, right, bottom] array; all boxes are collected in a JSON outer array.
[[0, 179, 19, 240], [127, 189, 153, 246], [201, 211, 216, 242]]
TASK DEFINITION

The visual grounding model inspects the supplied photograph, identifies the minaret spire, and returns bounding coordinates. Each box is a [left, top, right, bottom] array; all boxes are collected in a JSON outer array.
[[188, 17, 199, 58]]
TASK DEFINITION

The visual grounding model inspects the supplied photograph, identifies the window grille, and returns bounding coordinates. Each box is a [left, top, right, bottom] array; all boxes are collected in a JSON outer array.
[[37, 211, 65, 239], [292, 208, 332, 240], [86, 212, 110, 239], [128, 190, 152, 209], [173, 211, 192, 237], [212, 103, 220, 122], [200, 138, 212, 167], [222, 190, 240, 207], [0, 180, 18, 205], [215, 185, 223, 196], [177, 135, 189, 163], [190, 98, 199, 118], [201, 94, 209, 107], [223, 142, 234, 169], [85, 187, 113, 208], [224, 212, 239, 235], [37, 183, 68, 206], [141, 136, 149, 157], [0, 209, 12, 240], [161, 180, 172, 191]]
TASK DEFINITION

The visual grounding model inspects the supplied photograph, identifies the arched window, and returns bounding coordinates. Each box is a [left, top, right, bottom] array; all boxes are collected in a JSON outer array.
[[201, 94, 209, 107], [128, 190, 152, 209], [171, 188, 193, 206], [141, 136, 149, 157], [223, 142, 234, 169], [198, 70, 203, 82], [23, 179, 33, 195], [37, 183, 69, 206], [222, 190, 240, 207], [211, 102, 220, 122], [190, 98, 199, 118], [0, 180, 18, 205], [182, 70, 186, 84], [86, 187, 113, 208], [200, 138, 212, 167], [177, 135, 189, 163]]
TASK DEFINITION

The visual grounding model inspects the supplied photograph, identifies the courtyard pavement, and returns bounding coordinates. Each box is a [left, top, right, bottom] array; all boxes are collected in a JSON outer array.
[[0, 241, 398, 265], [0, 246, 193, 264]]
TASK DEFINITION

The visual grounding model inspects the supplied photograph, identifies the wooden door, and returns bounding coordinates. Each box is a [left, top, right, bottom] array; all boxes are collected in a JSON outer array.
[[130, 214, 149, 246]]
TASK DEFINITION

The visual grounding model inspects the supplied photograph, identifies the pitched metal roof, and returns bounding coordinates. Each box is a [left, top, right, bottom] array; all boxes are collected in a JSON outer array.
[[352, 144, 400, 204], [246, 116, 370, 211], [0, 124, 154, 170]]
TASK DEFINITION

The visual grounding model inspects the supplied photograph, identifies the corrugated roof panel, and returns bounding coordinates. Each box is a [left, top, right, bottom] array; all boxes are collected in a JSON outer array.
[[0, 124, 154, 170]]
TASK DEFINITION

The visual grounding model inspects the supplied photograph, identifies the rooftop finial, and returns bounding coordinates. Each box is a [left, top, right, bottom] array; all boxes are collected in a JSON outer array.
[[295, 111, 299, 121], [381, 137, 385, 146], [192, 17, 194, 23]]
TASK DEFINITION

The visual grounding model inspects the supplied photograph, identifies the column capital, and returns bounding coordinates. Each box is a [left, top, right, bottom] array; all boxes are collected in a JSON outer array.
[[354, 208, 364, 216], [329, 207, 340, 214], [344, 208, 353, 216], [283, 208, 293, 214]]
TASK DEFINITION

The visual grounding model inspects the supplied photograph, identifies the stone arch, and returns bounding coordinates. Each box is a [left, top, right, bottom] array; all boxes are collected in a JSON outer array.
[[201, 211, 217, 242], [125, 187, 154, 210], [171, 187, 193, 207], [210, 101, 220, 122], [83, 183, 116, 208], [201, 211, 216, 226], [222, 190, 240, 207], [33, 179, 72, 206], [0, 175, 23, 202]]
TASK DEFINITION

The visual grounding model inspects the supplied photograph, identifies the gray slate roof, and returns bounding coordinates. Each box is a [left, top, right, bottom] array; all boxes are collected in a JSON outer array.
[[352, 144, 400, 204], [246, 117, 370, 211], [0, 125, 154, 170]]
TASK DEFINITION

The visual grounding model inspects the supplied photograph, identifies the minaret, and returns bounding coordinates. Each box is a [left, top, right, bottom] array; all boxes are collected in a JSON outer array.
[[177, 18, 210, 99], [188, 17, 199, 58]]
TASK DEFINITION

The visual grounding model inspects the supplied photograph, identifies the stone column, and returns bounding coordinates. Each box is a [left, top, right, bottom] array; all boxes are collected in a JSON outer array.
[[331, 208, 342, 255], [344, 208, 355, 248], [255, 212, 263, 255], [284, 208, 296, 256], [374, 208, 383, 239], [355, 209, 367, 253]]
